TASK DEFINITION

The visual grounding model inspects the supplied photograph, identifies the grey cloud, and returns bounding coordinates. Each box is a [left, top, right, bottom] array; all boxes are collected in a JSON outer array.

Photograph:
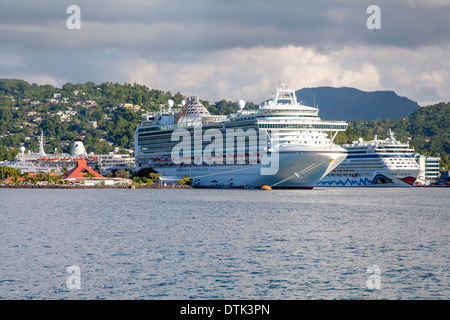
[[2, 0, 449, 58], [1, 0, 449, 104]]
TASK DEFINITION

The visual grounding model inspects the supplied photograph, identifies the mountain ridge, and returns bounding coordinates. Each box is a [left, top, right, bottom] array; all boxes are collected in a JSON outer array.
[[296, 86, 421, 121]]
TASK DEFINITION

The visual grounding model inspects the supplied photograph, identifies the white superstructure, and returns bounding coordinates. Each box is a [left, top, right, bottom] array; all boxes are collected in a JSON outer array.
[[1, 133, 97, 174], [135, 84, 348, 189], [317, 129, 420, 187], [97, 153, 136, 175], [1, 133, 134, 174]]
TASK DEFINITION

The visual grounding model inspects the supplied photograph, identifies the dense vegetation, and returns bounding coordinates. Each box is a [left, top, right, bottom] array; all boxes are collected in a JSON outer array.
[[0, 79, 448, 170]]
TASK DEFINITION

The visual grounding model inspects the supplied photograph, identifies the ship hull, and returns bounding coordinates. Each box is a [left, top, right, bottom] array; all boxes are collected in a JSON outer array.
[[151, 147, 347, 189], [316, 169, 420, 187]]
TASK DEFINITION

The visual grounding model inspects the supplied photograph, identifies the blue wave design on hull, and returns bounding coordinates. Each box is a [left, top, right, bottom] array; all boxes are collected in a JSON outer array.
[[317, 174, 393, 186]]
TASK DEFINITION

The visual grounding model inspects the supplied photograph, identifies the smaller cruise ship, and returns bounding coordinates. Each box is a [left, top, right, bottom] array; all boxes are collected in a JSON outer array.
[[0, 134, 97, 174], [316, 129, 420, 187], [1, 133, 135, 175]]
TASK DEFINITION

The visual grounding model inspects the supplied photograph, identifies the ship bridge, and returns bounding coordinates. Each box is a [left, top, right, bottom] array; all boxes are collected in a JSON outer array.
[[258, 83, 319, 117]]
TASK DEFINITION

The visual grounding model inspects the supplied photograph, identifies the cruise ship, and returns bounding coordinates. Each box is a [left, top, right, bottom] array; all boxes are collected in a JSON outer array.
[[1, 133, 135, 174], [316, 129, 420, 187], [134, 84, 349, 189], [0, 133, 97, 174]]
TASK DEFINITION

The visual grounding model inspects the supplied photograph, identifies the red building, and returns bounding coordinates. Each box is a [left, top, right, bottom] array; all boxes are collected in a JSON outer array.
[[62, 159, 103, 179]]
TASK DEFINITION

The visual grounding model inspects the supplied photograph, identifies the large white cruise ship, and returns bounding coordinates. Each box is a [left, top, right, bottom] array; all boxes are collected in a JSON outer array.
[[134, 84, 348, 189], [316, 129, 420, 187]]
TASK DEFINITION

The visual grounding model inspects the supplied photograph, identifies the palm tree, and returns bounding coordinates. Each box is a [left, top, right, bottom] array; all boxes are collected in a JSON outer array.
[[23, 173, 32, 184], [12, 175, 20, 185]]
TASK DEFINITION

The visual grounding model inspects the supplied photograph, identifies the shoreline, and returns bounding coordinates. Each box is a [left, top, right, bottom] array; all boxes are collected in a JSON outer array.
[[412, 184, 450, 188], [0, 184, 447, 190], [0, 184, 193, 189]]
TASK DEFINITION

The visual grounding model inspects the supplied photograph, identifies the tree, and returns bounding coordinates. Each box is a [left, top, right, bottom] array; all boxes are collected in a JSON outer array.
[[149, 172, 161, 182], [84, 172, 96, 178], [177, 175, 191, 185], [136, 167, 159, 178], [115, 169, 131, 179], [0, 166, 21, 181]]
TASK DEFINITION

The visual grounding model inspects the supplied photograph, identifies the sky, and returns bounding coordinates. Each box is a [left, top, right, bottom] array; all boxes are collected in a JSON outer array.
[[1, 0, 450, 106]]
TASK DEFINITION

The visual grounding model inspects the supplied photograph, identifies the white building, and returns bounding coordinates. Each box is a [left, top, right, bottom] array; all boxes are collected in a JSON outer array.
[[96, 153, 136, 175], [416, 155, 441, 183]]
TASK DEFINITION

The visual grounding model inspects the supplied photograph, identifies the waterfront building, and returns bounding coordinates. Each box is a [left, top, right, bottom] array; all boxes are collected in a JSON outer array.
[[62, 159, 131, 186], [415, 155, 441, 184]]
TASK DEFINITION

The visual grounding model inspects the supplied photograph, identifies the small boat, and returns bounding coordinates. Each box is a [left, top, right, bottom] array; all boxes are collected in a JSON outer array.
[[261, 185, 272, 190]]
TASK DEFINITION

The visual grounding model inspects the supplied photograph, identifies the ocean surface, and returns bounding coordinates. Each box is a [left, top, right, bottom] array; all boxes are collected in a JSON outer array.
[[0, 187, 448, 300]]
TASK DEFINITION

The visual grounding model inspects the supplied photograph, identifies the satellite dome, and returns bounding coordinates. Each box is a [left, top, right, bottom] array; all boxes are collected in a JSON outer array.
[[20, 146, 26, 153], [238, 100, 245, 110], [167, 99, 174, 108]]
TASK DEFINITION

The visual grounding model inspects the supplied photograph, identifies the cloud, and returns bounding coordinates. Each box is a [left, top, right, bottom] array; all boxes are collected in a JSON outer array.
[[2, 0, 449, 54], [122, 45, 382, 103], [0, 54, 25, 68], [0, 0, 449, 106], [121, 43, 450, 106]]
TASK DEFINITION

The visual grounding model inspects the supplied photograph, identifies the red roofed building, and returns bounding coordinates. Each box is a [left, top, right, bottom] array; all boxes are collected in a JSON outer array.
[[4, 176, 25, 182], [62, 159, 103, 179]]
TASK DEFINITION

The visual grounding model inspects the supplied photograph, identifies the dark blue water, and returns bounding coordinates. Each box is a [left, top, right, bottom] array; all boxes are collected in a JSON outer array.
[[0, 188, 448, 299]]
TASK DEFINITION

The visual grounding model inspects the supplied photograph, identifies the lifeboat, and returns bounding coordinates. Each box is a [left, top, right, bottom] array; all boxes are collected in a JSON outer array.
[[261, 185, 272, 190]]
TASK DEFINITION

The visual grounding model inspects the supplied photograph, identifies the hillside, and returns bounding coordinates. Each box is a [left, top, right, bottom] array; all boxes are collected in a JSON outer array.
[[296, 87, 420, 121]]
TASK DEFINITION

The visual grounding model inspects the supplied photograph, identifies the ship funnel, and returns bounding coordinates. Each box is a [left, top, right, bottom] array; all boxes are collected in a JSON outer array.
[[72, 141, 87, 157]]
